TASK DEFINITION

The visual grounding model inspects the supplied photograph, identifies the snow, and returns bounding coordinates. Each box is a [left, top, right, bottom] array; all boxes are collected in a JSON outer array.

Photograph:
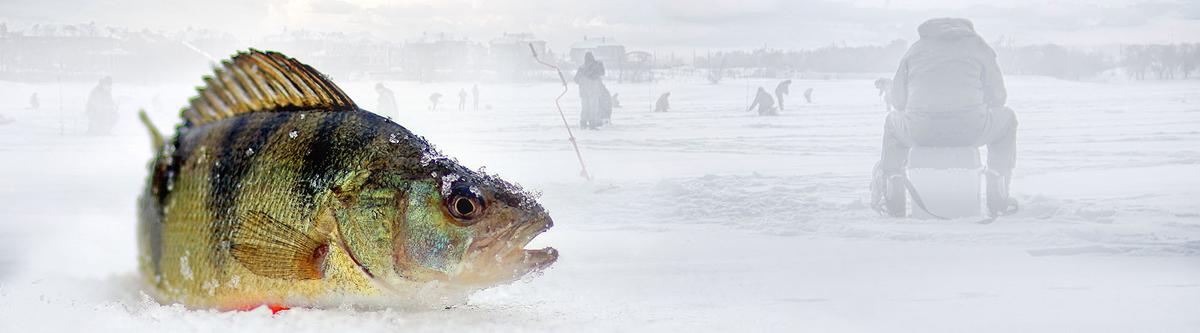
[[1, 76, 1199, 332]]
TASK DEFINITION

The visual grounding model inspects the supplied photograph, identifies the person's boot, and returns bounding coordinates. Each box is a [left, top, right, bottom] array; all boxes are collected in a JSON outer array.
[[871, 162, 906, 217], [986, 170, 1018, 217]]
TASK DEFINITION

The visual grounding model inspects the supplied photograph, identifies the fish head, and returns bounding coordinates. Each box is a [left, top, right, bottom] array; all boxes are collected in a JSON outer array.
[[429, 167, 557, 286], [334, 158, 556, 289]]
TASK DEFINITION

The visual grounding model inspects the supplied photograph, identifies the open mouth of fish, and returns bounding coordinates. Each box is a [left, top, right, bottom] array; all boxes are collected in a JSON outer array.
[[508, 215, 558, 274], [466, 215, 557, 281]]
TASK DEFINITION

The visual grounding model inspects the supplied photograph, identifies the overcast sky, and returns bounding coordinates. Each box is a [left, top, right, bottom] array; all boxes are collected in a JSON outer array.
[[2, 0, 1198, 51]]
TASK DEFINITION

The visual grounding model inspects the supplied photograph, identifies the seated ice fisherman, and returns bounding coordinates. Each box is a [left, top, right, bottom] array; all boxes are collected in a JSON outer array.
[[870, 18, 1018, 217]]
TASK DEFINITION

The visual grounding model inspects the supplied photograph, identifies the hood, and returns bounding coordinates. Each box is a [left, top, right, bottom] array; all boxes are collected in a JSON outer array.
[[917, 18, 978, 40]]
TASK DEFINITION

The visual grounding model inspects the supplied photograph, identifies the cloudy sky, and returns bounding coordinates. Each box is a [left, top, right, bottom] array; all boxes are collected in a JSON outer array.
[[2, 0, 1198, 51]]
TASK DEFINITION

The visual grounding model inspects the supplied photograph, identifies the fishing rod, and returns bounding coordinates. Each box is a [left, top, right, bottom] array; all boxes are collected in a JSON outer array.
[[529, 43, 592, 181]]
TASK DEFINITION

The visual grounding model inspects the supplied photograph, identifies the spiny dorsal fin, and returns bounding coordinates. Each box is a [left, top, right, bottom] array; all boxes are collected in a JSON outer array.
[[183, 49, 357, 127], [230, 211, 329, 280]]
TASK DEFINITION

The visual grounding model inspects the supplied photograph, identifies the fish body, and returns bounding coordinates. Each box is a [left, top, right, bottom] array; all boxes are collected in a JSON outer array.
[[138, 50, 556, 309]]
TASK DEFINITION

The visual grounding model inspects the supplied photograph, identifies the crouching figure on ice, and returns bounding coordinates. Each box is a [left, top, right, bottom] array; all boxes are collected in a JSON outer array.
[[747, 87, 777, 116], [871, 18, 1018, 218]]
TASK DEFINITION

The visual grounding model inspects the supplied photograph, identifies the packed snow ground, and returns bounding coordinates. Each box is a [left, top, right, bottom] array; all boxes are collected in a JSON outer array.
[[0, 75, 1198, 332]]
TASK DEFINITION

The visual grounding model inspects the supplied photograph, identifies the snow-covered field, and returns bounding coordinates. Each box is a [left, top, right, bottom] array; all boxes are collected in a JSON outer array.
[[1, 75, 1198, 332]]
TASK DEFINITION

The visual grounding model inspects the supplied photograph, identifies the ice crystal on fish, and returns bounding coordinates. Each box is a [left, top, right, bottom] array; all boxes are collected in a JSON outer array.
[[180, 252, 193, 280]]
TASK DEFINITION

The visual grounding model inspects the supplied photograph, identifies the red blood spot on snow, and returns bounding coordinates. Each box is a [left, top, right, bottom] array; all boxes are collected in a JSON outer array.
[[230, 304, 291, 314]]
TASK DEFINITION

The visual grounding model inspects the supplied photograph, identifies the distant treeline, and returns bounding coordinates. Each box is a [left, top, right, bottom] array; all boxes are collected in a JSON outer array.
[[695, 40, 910, 79], [1118, 44, 1200, 80], [995, 39, 1200, 80], [698, 39, 1200, 81]]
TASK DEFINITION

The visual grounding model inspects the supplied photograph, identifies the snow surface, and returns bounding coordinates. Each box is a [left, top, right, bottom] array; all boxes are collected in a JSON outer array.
[[0, 76, 1198, 332]]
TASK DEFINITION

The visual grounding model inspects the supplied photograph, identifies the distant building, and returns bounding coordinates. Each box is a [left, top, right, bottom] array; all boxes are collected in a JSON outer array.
[[0, 23, 238, 82], [259, 30, 393, 80], [401, 33, 485, 81], [569, 36, 626, 69], [488, 33, 548, 80]]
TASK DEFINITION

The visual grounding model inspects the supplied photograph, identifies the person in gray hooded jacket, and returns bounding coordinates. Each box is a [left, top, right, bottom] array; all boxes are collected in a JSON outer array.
[[872, 17, 1018, 217]]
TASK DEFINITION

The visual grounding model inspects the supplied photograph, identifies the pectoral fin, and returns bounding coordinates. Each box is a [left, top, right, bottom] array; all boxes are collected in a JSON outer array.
[[230, 211, 329, 280]]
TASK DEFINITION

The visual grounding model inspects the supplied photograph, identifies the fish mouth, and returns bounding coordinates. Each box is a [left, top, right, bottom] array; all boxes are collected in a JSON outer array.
[[460, 214, 557, 284], [510, 215, 557, 274]]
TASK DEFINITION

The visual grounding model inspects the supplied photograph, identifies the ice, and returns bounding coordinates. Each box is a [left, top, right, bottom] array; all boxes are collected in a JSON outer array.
[[203, 279, 220, 296], [0, 77, 1198, 332], [439, 174, 460, 197]]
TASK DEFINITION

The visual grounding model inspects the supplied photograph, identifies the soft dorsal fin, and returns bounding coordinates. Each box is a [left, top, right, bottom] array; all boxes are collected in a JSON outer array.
[[183, 49, 357, 126]]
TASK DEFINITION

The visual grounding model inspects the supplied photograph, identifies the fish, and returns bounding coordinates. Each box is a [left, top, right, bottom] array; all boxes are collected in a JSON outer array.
[[136, 50, 557, 309]]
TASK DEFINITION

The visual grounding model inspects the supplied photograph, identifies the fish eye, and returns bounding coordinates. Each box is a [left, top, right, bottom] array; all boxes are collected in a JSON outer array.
[[447, 186, 485, 222], [453, 197, 477, 216]]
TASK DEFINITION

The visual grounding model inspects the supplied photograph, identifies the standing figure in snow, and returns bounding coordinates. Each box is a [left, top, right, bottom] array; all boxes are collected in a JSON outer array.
[[654, 92, 671, 112], [611, 93, 622, 109], [429, 92, 443, 111], [747, 87, 777, 116], [874, 77, 894, 112], [471, 84, 480, 111], [774, 80, 792, 111], [574, 52, 609, 129], [871, 17, 1019, 217], [803, 88, 814, 104], [458, 88, 468, 111], [85, 76, 117, 135], [29, 93, 39, 110], [375, 83, 398, 118]]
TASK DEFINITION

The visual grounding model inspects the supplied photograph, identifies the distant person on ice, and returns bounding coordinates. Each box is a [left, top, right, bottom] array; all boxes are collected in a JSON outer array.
[[774, 80, 792, 110], [747, 87, 777, 116], [803, 87, 814, 103], [611, 93, 622, 109], [458, 88, 468, 111], [29, 93, 39, 110], [654, 92, 671, 112], [429, 92, 442, 111], [471, 84, 480, 111], [870, 17, 1019, 217], [375, 83, 398, 118], [574, 52, 610, 129], [874, 77, 893, 111], [85, 76, 117, 135]]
